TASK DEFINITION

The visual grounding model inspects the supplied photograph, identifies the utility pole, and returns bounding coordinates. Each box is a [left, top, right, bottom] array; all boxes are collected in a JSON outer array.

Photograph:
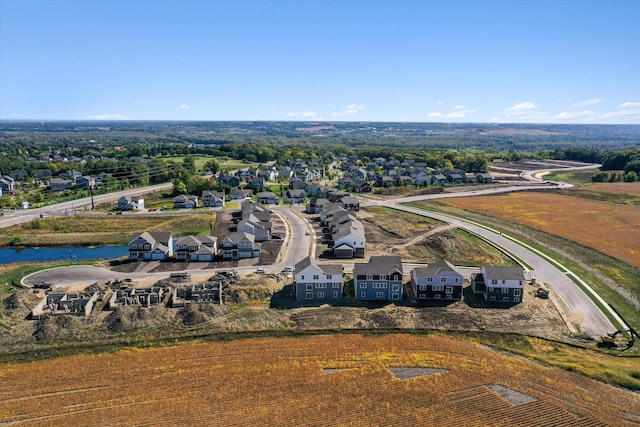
[[90, 175, 95, 210]]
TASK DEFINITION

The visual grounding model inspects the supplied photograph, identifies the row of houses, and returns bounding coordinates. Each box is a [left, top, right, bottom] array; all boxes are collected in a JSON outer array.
[[319, 201, 366, 259], [294, 256, 526, 304]]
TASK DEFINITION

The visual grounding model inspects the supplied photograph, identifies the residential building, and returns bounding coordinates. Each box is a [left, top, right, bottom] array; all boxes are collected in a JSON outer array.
[[472, 265, 525, 303], [202, 190, 225, 207], [338, 196, 360, 212], [411, 260, 464, 301], [283, 189, 307, 204], [294, 256, 344, 301], [173, 194, 199, 209], [174, 235, 218, 261], [353, 256, 403, 301], [128, 232, 173, 260], [117, 195, 144, 211], [221, 232, 261, 260], [257, 191, 279, 205], [49, 177, 74, 192]]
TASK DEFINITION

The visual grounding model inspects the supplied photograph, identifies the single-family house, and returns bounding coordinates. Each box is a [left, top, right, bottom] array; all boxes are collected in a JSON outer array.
[[202, 190, 225, 207], [249, 177, 265, 191], [75, 175, 95, 189], [0, 176, 16, 193], [34, 169, 53, 181], [431, 174, 448, 185], [174, 235, 218, 261], [338, 196, 360, 212], [128, 232, 173, 260], [117, 195, 144, 211], [284, 189, 307, 204], [257, 191, 279, 205], [331, 224, 366, 258], [476, 173, 494, 184], [221, 232, 261, 260], [472, 265, 525, 303], [306, 197, 331, 214], [173, 194, 199, 209], [229, 188, 253, 200], [294, 256, 344, 301], [411, 260, 464, 301], [48, 177, 73, 192], [218, 175, 240, 187], [237, 214, 271, 241], [353, 256, 403, 301]]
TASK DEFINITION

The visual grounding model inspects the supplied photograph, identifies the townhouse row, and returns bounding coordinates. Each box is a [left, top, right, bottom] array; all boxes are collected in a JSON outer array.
[[294, 256, 526, 304]]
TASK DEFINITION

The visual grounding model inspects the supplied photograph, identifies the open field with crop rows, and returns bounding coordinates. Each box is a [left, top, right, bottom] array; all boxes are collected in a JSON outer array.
[[438, 192, 640, 269], [0, 334, 638, 426]]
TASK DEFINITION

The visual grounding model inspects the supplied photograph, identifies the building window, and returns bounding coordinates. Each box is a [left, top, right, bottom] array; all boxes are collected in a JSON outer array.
[[419, 294, 426, 299], [446, 294, 452, 299], [502, 296, 509, 302], [326, 275, 332, 280], [333, 291, 339, 298], [313, 275, 319, 280], [318, 292, 324, 298], [432, 285, 444, 292], [380, 275, 387, 280], [361, 283, 367, 288], [131, 244, 137, 249], [502, 288, 509, 294], [488, 287, 494, 292], [376, 292, 384, 298], [392, 285, 399, 291], [419, 285, 427, 291], [306, 292, 313, 299], [514, 289, 521, 296], [392, 293, 399, 300], [455, 278, 459, 283], [360, 292, 366, 298], [434, 294, 441, 299], [491, 279, 498, 285], [427, 277, 433, 282], [440, 277, 447, 283], [333, 283, 340, 288], [490, 296, 496, 301], [301, 275, 305, 280], [306, 284, 313, 291], [366, 274, 373, 280], [446, 286, 453, 294], [513, 298, 520, 302]]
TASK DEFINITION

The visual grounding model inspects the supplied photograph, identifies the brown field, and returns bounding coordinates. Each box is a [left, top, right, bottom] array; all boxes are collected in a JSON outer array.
[[0, 334, 637, 426], [438, 192, 640, 269], [576, 182, 640, 196]]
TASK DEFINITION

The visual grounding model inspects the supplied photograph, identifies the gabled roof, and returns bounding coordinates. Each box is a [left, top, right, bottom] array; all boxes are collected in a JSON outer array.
[[222, 231, 255, 244], [295, 256, 344, 276], [354, 256, 403, 276], [483, 265, 525, 281], [412, 260, 460, 279]]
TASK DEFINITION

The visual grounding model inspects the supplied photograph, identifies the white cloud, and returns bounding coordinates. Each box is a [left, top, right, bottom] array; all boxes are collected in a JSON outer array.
[[617, 101, 640, 108], [454, 105, 467, 110], [505, 101, 537, 112], [85, 113, 132, 120], [445, 112, 467, 119], [572, 98, 602, 107], [552, 110, 598, 122], [285, 111, 318, 118], [178, 104, 194, 110], [427, 112, 444, 118], [332, 103, 366, 117]]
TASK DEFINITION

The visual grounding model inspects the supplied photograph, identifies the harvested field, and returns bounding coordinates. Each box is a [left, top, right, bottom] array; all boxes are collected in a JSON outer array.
[[437, 192, 640, 269], [0, 334, 637, 426]]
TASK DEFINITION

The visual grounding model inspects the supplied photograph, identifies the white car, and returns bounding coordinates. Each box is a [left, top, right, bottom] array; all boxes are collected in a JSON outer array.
[[282, 266, 293, 273], [255, 268, 266, 274]]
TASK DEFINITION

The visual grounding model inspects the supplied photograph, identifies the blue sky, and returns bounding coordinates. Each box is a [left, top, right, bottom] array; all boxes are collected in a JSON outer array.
[[2, 0, 639, 123]]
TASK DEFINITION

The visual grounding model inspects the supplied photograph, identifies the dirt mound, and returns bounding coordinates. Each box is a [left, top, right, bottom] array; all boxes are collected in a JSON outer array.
[[105, 309, 133, 333], [3, 290, 40, 317], [85, 282, 107, 293], [32, 315, 77, 343], [178, 307, 210, 326], [105, 306, 174, 333]]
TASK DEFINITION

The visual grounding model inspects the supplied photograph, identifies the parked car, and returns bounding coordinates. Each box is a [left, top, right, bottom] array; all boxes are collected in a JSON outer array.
[[255, 268, 266, 274], [282, 266, 293, 273]]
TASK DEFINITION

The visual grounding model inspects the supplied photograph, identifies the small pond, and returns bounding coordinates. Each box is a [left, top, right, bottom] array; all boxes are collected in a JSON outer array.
[[0, 245, 129, 264]]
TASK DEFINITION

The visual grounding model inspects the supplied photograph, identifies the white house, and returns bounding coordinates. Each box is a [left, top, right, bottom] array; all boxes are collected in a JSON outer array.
[[294, 256, 344, 301], [472, 265, 525, 303]]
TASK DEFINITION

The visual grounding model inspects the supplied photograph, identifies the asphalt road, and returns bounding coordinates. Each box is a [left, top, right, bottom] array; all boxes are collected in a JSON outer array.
[[386, 203, 615, 337], [19, 163, 617, 336]]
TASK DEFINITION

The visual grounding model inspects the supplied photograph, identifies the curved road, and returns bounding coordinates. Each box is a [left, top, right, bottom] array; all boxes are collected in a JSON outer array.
[[21, 163, 616, 336]]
